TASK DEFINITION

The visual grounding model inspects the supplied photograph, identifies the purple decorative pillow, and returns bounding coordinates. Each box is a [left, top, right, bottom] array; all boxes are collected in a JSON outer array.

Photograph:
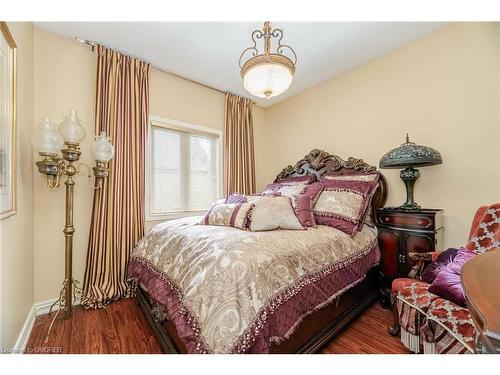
[[288, 182, 324, 227], [313, 179, 377, 235], [341, 173, 380, 230], [292, 195, 315, 227], [427, 249, 476, 307], [358, 182, 380, 230], [436, 247, 461, 264], [420, 248, 459, 284], [225, 193, 247, 204]]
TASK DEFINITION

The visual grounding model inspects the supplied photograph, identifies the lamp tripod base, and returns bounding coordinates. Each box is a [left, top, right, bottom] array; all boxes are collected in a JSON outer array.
[[399, 166, 421, 210], [44, 278, 82, 343]]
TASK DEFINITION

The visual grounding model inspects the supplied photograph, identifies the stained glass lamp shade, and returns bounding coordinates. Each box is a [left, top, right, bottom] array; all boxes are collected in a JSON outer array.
[[379, 134, 442, 210]]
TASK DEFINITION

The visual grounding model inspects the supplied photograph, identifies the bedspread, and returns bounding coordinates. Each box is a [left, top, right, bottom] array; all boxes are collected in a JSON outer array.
[[127, 216, 379, 353]]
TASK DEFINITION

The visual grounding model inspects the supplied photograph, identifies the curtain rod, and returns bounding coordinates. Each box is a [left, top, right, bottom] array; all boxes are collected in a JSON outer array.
[[75, 36, 230, 96]]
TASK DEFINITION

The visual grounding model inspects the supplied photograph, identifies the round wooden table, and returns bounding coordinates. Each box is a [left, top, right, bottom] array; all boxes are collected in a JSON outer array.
[[461, 248, 500, 354]]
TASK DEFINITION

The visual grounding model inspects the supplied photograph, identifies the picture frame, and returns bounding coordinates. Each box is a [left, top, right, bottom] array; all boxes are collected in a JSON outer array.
[[0, 22, 17, 220]]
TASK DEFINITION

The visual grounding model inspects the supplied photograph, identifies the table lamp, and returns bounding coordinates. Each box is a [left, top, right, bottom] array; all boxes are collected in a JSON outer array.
[[379, 134, 442, 210]]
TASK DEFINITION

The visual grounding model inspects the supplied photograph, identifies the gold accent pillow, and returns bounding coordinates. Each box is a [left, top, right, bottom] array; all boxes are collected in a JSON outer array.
[[314, 189, 364, 223], [246, 196, 304, 231], [323, 173, 379, 182]]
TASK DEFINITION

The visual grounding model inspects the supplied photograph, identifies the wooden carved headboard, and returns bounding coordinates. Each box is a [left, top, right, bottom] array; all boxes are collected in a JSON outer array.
[[276, 149, 388, 212]]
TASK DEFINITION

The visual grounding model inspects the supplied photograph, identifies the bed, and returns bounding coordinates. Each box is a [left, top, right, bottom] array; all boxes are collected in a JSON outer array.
[[128, 149, 387, 353]]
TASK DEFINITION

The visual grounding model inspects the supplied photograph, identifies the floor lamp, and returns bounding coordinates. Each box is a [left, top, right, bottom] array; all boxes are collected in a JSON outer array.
[[31, 110, 114, 340]]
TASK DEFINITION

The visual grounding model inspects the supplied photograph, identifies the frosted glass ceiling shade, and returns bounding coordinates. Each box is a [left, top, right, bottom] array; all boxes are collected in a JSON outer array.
[[31, 117, 64, 154], [58, 109, 86, 144], [239, 22, 297, 99], [90, 132, 115, 162], [243, 63, 293, 99]]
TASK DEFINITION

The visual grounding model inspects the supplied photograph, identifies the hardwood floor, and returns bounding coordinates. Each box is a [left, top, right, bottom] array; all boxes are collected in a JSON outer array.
[[321, 302, 411, 354], [25, 299, 409, 354], [25, 298, 162, 354]]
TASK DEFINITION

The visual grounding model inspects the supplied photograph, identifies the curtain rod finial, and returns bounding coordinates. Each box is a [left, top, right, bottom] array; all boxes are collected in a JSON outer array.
[[75, 37, 95, 48]]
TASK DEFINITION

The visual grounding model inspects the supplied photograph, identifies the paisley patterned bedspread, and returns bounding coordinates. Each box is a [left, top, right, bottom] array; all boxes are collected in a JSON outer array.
[[127, 216, 380, 353]]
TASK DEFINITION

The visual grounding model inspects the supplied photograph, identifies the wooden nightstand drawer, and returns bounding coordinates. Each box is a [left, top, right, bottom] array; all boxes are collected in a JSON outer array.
[[377, 209, 443, 231]]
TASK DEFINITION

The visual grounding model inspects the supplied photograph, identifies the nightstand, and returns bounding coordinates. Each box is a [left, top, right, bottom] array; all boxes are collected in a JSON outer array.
[[376, 207, 444, 306]]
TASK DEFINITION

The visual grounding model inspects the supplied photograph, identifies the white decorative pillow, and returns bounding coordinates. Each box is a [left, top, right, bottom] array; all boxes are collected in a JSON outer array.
[[260, 180, 309, 196], [323, 174, 379, 182], [246, 196, 304, 231], [277, 183, 308, 197]]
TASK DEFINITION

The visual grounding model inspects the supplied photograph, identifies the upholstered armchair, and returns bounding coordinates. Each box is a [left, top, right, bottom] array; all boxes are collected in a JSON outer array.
[[388, 204, 500, 354]]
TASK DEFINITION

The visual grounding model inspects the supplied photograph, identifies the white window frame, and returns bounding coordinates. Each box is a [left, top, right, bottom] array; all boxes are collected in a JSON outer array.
[[146, 115, 223, 222]]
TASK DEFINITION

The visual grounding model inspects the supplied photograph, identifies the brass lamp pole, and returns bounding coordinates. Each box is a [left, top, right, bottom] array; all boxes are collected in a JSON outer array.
[[32, 111, 114, 340]]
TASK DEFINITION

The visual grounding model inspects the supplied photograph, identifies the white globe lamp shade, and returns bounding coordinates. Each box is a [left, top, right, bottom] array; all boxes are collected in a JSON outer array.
[[58, 109, 86, 144], [91, 132, 115, 162], [31, 117, 64, 154], [243, 62, 293, 99]]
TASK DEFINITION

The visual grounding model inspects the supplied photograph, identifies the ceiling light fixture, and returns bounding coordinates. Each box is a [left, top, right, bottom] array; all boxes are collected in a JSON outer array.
[[239, 21, 297, 99]]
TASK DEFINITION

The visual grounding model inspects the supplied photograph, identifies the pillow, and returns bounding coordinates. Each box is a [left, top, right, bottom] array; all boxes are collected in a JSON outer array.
[[213, 198, 226, 205], [275, 175, 315, 184], [260, 181, 308, 197], [321, 173, 380, 226], [225, 193, 247, 204], [276, 183, 308, 197], [359, 181, 381, 229], [323, 172, 379, 182], [246, 196, 304, 231], [260, 191, 282, 197], [363, 204, 374, 228], [278, 182, 323, 227], [202, 202, 254, 230], [427, 249, 476, 307], [420, 248, 460, 284], [261, 175, 314, 195], [260, 181, 308, 196], [313, 179, 376, 236]]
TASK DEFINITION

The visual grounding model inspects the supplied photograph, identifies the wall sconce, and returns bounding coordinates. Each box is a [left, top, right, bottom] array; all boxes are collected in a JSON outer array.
[[32, 110, 114, 340]]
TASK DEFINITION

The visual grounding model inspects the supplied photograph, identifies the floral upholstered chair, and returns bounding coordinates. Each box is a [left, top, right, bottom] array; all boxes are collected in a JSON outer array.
[[389, 204, 500, 354]]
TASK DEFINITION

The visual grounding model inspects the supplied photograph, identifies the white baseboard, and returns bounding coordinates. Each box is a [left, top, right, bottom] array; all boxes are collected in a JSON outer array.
[[13, 297, 81, 353]]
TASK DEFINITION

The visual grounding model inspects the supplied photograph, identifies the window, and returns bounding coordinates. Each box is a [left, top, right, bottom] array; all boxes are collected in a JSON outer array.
[[147, 116, 222, 220]]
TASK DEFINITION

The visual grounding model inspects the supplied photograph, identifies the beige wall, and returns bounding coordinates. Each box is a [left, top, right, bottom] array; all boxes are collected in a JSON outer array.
[[0, 22, 34, 348], [32, 28, 267, 301], [252, 104, 268, 191], [33, 29, 95, 303], [150, 69, 225, 130], [256, 23, 500, 249]]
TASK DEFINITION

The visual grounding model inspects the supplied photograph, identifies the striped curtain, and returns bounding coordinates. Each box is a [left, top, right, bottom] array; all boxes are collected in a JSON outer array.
[[81, 45, 150, 308], [224, 93, 255, 196]]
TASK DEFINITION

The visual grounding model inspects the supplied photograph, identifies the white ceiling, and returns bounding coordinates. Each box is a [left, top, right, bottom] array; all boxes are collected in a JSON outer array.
[[35, 22, 445, 107]]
